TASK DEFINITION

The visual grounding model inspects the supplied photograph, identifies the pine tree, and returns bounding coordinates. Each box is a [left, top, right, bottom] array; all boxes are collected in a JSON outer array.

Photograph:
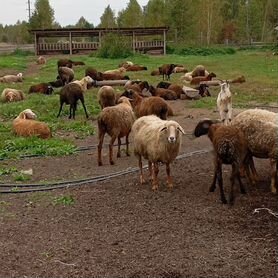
[[99, 5, 117, 28]]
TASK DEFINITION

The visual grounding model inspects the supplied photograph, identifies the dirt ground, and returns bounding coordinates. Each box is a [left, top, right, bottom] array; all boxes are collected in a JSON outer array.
[[0, 97, 277, 278]]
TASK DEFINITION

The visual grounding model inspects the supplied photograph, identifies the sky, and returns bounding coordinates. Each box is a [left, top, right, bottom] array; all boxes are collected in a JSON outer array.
[[0, 0, 149, 26]]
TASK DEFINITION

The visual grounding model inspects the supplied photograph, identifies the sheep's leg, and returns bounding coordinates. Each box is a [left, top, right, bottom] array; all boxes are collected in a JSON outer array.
[[97, 132, 105, 166], [166, 163, 173, 189], [249, 157, 259, 183], [69, 105, 73, 119], [139, 156, 145, 185], [216, 159, 227, 204], [229, 164, 238, 205], [148, 161, 153, 182], [125, 134, 130, 156], [109, 135, 117, 165], [117, 137, 121, 158], [80, 97, 89, 118], [209, 157, 217, 192], [152, 162, 159, 191], [57, 102, 64, 118], [237, 172, 246, 195], [270, 159, 277, 193], [72, 103, 77, 120]]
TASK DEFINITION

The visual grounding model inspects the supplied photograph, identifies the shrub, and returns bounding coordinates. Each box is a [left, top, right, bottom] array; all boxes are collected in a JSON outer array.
[[95, 34, 133, 59]]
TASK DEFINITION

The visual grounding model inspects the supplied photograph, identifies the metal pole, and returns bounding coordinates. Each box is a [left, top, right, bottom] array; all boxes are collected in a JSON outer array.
[[69, 32, 72, 55], [27, 0, 31, 21]]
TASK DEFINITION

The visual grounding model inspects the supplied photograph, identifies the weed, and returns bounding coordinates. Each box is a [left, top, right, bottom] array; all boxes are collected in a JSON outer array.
[[53, 195, 75, 206], [13, 173, 30, 182]]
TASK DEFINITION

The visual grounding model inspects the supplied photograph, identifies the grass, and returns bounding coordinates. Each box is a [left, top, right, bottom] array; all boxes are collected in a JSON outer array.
[[0, 49, 277, 159]]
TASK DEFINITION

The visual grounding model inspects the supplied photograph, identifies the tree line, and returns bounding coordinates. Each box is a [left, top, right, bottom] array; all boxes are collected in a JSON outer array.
[[0, 0, 277, 45]]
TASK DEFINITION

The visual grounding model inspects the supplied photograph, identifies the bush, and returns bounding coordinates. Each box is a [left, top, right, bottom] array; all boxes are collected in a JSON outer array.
[[95, 34, 133, 59], [11, 48, 34, 56]]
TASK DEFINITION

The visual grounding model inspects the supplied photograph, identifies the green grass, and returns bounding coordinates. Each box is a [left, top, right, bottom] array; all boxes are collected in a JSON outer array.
[[0, 49, 277, 159]]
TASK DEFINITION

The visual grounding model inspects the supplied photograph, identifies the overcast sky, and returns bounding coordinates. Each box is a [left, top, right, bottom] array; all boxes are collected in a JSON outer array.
[[0, 0, 149, 26]]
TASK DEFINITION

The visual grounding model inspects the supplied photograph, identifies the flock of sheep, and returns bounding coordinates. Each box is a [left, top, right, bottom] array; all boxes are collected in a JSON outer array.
[[0, 56, 277, 205]]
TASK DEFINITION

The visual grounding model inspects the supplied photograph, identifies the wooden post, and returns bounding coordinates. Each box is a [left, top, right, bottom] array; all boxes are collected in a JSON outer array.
[[99, 31, 102, 48], [69, 31, 72, 55], [132, 31, 136, 54], [163, 30, 166, 55], [34, 32, 38, 56]]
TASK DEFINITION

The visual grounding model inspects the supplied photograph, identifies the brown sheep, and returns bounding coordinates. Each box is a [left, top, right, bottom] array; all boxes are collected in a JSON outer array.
[[121, 89, 173, 120], [157, 82, 185, 99], [57, 59, 73, 68], [158, 64, 176, 80], [58, 66, 74, 85], [29, 83, 54, 95], [149, 85, 178, 100], [37, 56, 46, 65], [85, 67, 101, 81], [190, 72, 217, 85], [97, 86, 116, 109], [151, 69, 160, 76], [125, 65, 148, 71], [98, 72, 130, 81], [1, 88, 25, 102]]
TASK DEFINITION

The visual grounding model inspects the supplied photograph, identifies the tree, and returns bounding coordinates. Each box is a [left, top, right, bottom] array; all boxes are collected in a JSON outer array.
[[99, 5, 117, 28], [117, 0, 144, 27], [29, 0, 55, 29], [144, 0, 167, 27], [75, 16, 93, 28]]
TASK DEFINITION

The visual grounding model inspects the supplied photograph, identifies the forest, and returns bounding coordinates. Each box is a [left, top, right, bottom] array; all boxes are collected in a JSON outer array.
[[0, 0, 277, 46]]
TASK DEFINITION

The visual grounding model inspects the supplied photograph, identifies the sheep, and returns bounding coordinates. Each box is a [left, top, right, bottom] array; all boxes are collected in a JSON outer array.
[[57, 59, 73, 68], [190, 72, 217, 85], [124, 80, 150, 96], [48, 78, 64, 88], [57, 83, 88, 119], [97, 96, 135, 166], [151, 69, 160, 76], [72, 76, 93, 92], [118, 61, 134, 68], [37, 56, 46, 65], [0, 73, 23, 83], [231, 109, 278, 193], [156, 82, 185, 99], [98, 72, 130, 81], [97, 86, 116, 109], [217, 81, 232, 125], [58, 66, 74, 85], [121, 89, 173, 119], [125, 65, 148, 71], [85, 67, 101, 81], [12, 109, 51, 139], [29, 83, 54, 95], [196, 84, 211, 97], [149, 85, 178, 100], [132, 115, 185, 190], [230, 75, 246, 84], [159, 64, 176, 80], [173, 66, 188, 73], [181, 65, 209, 82], [194, 119, 251, 204], [1, 88, 25, 102], [104, 67, 126, 75]]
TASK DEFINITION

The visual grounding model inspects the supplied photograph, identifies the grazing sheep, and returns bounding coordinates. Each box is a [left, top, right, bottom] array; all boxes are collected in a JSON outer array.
[[159, 64, 176, 80], [121, 89, 173, 119], [57, 83, 88, 119], [104, 67, 126, 75], [125, 65, 148, 71], [12, 109, 51, 139], [217, 81, 232, 125], [0, 73, 23, 83], [194, 119, 251, 204], [72, 76, 93, 92], [1, 88, 25, 102], [231, 109, 278, 193], [190, 72, 217, 85], [97, 86, 116, 109], [29, 83, 54, 95], [58, 66, 74, 85], [149, 85, 178, 100], [97, 96, 135, 166], [37, 56, 46, 65], [132, 115, 185, 190]]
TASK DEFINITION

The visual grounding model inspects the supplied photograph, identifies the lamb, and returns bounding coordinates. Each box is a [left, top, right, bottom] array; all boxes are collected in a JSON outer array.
[[149, 85, 178, 100], [57, 83, 89, 119], [121, 89, 173, 119], [1, 88, 25, 102], [231, 109, 278, 193], [125, 65, 148, 71], [97, 96, 135, 166], [159, 64, 176, 80], [194, 119, 252, 204], [12, 109, 51, 139], [217, 81, 232, 125], [58, 66, 74, 85], [190, 72, 217, 85], [37, 56, 46, 65], [97, 86, 116, 109], [72, 76, 93, 92], [132, 115, 185, 190], [29, 83, 54, 95], [0, 73, 23, 83]]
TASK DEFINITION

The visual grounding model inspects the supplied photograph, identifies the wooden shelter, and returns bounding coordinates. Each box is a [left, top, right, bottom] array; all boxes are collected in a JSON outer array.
[[29, 27, 169, 55]]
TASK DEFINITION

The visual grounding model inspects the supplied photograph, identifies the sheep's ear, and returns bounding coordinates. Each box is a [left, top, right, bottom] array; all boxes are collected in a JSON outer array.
[[177, 125, 185, 134]]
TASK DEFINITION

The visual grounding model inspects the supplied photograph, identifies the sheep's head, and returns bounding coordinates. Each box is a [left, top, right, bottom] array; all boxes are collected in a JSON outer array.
[[46, 86, 54, 95], [160, 122, 185, 143], [19, 109, 37, 120], [194, 119, 221, 137], [17, 73, 23, 78], [117, 96, 133, 107], [6, 91, 15, 102]]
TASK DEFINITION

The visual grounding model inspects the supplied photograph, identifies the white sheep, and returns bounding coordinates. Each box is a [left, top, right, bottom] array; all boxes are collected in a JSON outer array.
[[97, 96, 135, 166], [13, 109, 51, 139], [217, 81, 232, 125], [232, 109, 278, 193], [104, 67, 126, 75], [72, 76, 93, 92], [132, 115, 185, 190], [1, 88, 25, 102], [0, 73, 23, 83]]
